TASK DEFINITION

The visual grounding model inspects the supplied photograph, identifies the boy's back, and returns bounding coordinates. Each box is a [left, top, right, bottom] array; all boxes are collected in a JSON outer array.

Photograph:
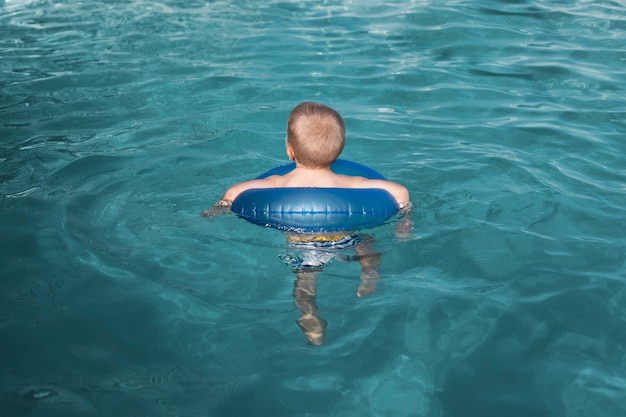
[[222, 165, 409, 208]]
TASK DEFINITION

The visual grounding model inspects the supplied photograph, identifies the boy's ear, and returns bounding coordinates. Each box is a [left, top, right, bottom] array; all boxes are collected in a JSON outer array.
[[286, 145, 295, 161]]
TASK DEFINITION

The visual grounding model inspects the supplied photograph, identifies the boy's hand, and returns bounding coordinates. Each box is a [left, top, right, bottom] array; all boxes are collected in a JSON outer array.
[[200, 199, 232, 217], [394, 216, 413, 239], [394, 203, 413, 239]]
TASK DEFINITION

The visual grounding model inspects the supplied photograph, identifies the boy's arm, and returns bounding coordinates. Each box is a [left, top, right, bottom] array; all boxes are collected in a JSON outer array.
[[352, 178, 410, 209], [201, 177, 277, 218], [386, 182, 412, 239], [353, 178, 413, 238]]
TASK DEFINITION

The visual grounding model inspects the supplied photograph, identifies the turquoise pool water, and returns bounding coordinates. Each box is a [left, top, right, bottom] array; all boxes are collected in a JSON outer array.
[[2, 0, 626, 415]]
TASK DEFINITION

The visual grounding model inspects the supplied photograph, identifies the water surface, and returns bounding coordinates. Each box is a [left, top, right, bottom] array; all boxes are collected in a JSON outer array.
[[1, 0, 626, 416]]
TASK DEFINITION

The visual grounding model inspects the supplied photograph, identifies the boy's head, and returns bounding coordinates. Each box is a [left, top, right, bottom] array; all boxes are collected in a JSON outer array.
[[286, 102, 345, 168]]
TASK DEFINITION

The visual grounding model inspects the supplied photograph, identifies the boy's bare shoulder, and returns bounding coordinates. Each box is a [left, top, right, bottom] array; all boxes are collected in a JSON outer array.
[[341, 175, 390, 189], [346, 176, 410, 207], [222, 176, 280, 201]]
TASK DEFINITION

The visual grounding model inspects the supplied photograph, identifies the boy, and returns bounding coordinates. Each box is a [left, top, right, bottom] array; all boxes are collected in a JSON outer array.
[[203, 102, 411, 345], [210, 102, 410, 207]]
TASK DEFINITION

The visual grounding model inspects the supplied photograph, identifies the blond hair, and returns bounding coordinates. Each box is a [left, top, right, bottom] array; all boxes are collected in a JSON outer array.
[[286, 102, 345, 168]]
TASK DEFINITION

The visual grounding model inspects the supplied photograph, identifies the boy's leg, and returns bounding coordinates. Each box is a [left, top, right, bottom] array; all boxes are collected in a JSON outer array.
[[293, 270, 327, 346], [353, 236, 381, 297]]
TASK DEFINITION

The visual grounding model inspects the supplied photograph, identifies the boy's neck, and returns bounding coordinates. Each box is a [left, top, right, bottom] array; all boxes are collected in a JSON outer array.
[[293, 163, 332, 172]]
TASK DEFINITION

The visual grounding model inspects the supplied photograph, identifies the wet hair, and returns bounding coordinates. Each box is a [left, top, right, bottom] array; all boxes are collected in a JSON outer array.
[[286, 102, 345, 168]]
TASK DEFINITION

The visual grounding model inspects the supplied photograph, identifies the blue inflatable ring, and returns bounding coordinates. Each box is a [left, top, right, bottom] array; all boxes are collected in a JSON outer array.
[[231, 159, 399, 232]]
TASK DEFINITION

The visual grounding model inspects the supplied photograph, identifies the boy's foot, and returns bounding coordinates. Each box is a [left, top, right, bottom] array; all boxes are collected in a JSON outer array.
[[357, 269, 379, 297], [297, 314, 327, 346]]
